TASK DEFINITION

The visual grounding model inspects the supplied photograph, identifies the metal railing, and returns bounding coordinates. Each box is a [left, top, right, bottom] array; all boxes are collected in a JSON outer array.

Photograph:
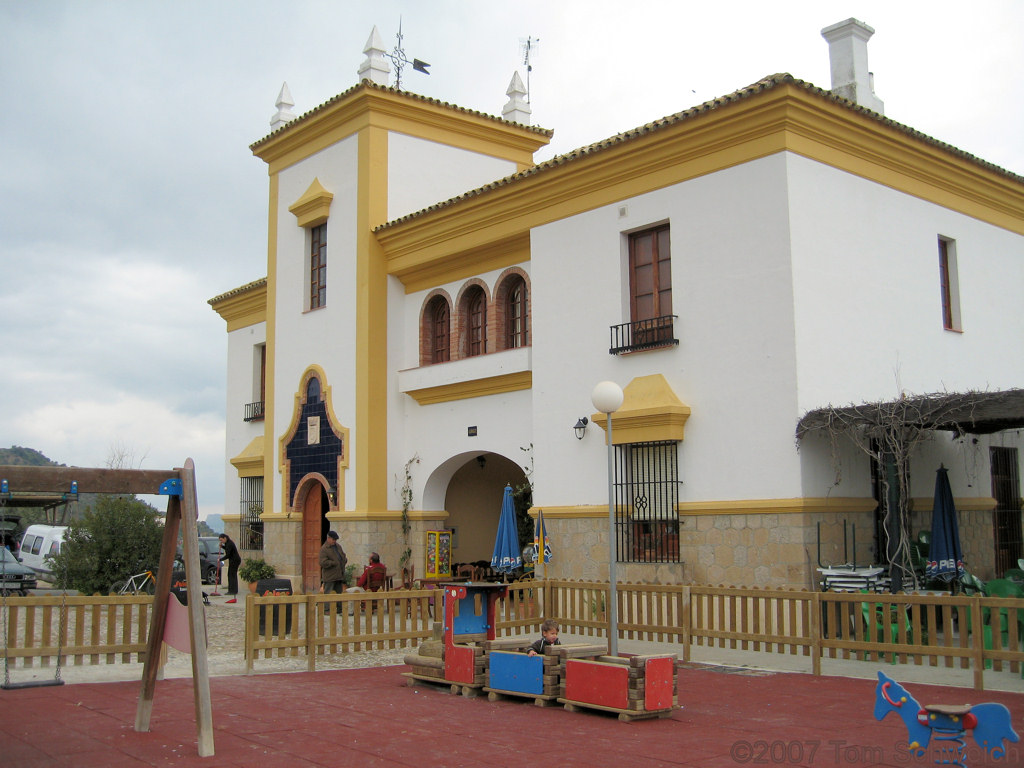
[[609, 315, 678, 354], [243, 401, 265, 422]]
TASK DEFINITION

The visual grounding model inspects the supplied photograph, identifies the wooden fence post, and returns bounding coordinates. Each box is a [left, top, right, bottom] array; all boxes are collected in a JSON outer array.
[[680, 585, 691, 663], [809, 591, 821, 677], [306, 594, 316, 672]]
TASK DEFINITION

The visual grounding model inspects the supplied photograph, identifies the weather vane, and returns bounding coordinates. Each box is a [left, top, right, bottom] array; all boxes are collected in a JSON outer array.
[[386, 18, 430, 90], [520, 36, 539, 103]]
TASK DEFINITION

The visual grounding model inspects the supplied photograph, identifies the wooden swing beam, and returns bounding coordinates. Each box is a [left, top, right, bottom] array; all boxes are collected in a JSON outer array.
[[0, 461, 215, 757]]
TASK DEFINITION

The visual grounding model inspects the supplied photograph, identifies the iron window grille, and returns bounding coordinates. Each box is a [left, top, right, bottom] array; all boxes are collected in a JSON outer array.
[[239, 476, 264, 551], [612, 440, 681, 563]]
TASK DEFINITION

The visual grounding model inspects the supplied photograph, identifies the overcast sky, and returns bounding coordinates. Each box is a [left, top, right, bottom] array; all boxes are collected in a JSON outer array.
[[2, 1, 1021, 520]]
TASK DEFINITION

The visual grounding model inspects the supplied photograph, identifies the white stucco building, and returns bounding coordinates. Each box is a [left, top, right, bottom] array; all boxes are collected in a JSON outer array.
[[211, 20, 1024, 593]]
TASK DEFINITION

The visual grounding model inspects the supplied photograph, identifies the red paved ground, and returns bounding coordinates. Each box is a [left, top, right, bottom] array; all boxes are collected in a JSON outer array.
[[1, 665, 1021, 768]]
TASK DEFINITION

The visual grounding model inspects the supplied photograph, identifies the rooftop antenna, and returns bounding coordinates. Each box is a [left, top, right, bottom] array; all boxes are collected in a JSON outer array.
[[520, 36, 539, 103], [386, 17, 430, 90]]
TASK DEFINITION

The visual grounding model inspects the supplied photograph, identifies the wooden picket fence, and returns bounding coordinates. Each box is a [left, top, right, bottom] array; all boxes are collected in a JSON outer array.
[[4, 581, 1022, 689], [1, 594, 154, 674]]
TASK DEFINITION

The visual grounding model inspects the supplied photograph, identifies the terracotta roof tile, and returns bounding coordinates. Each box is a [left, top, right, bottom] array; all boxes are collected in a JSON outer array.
[[375, 73, 1024, 232], [208, 277, 267, 305], [249, 80, 552, 152]]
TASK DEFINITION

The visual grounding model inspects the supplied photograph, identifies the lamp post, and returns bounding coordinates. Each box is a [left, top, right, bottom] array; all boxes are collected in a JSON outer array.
[[591, 380, 624, 656]]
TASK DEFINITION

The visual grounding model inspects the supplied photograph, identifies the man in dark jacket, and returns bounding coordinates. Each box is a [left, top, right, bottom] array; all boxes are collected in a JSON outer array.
[[218, 533, 242, 595], [319, 530, 348, 594]]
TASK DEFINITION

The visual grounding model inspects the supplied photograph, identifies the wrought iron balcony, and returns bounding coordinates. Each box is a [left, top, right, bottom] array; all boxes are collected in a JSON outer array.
[[609, 315, 678, 354], [243, 401, 265, 422]]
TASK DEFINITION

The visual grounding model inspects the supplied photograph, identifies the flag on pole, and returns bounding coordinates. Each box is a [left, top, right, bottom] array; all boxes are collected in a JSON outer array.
[[534, 509, 552, 566]]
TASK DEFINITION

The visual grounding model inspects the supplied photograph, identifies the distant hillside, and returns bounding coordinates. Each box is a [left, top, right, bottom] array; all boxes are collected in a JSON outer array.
[[0, 446, 64, 467]]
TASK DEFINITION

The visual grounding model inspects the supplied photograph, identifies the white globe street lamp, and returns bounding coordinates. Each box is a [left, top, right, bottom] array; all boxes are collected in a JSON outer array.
[[591, 380, 623, 656]]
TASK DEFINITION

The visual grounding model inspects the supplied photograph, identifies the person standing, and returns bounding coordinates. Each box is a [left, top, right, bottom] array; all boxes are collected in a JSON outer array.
[[319, 530, 348, 594], [218, 533, 241, 595]]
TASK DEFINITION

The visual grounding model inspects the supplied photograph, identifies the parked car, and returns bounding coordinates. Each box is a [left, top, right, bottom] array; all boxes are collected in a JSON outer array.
[[198, 537, 222, 584], [0, 546, 38, 595], [0, 513, 24, 555], [19, 525, 67, 580], [175, 537, 223, 585]]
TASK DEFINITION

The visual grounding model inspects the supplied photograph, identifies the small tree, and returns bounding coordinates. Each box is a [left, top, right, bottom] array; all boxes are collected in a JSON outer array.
[[50, 496, 163, 594]]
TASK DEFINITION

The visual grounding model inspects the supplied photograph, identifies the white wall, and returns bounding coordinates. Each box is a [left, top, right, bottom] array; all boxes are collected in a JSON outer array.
[[788, 153, 1024, 408], [387, 133, 517, 221], [222, 321, 265, 518], [272, 138, 360, 511], [529, 153, 804, 508]]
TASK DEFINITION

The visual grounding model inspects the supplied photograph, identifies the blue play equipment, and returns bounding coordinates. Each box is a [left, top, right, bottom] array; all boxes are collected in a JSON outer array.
[[874, 672, 1018, 766]]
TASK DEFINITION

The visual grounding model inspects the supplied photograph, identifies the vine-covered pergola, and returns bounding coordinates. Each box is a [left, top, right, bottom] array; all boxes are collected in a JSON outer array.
[[796, 389, 1024, 591]]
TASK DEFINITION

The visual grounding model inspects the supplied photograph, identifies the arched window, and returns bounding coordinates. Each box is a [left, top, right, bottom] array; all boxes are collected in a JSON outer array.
[[466, 286, 487, 357], [505, 276, 528, 349], [306, 376, 321, 402], [429, 296, 450, 363]]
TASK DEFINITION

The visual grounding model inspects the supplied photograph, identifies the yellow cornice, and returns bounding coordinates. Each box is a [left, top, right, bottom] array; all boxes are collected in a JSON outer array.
[[405, 370, 532, 405], [394, 231, 531, 294], [252, 86, 549, 174], [288, 177, 334, 228], [230, 436, 265, 478], [591, 374, 690, 444], [209, 281, 267, 331], [377, 81, 1024, 282]]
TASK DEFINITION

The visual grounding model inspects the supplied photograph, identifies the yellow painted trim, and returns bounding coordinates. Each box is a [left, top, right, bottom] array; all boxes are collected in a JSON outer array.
[[378, 82, 1024, 284], [910, 496, 997, 512], [324, 509, 449, 522], [397, 232, 531, 294], [528, 506, 608, 519], [209, 281, 266, 331], [678, 498, 878, 515], [406, 371, 532, 405], [533, 497, 879, 519], [288, 177, 334, 228], [220, 514, 242, 524], [253, 86, 549, 175], [278, 365, 350, 515], [263, 173, 279, 515], [590, 374, 690, 444], [230, 436, 265, 478], [354, 125, 390, 516]]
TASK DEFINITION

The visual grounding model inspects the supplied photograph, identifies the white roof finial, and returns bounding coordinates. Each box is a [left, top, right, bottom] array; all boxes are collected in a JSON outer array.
[[357, 26, 391, 86], [502, 71, 531, 125], [270, 82, 296, 131]]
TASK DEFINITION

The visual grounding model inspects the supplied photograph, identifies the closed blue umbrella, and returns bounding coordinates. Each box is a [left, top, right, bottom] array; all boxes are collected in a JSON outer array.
[[926, 466, 964, 584], [491, 485, 522, 577]]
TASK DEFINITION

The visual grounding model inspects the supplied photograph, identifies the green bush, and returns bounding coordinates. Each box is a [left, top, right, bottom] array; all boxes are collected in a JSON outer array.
[[50, 496, 163, 594], [238, 557, 276, 583]]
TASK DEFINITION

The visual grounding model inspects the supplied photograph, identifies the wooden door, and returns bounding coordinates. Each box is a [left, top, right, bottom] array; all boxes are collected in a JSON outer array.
[[302, 486, 323, 593]]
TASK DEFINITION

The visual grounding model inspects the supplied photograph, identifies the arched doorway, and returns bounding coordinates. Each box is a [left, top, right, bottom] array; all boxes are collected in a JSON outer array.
[[299, 479, 331, 593], [443, 452, 528, 571]]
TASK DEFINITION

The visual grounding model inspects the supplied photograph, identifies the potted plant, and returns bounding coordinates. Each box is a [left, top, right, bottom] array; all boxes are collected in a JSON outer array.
[[239, 557, 276, 592]]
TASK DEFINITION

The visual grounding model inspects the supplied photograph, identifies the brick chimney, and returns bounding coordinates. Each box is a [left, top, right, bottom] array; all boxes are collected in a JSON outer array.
[[821, 18, 884, 114]]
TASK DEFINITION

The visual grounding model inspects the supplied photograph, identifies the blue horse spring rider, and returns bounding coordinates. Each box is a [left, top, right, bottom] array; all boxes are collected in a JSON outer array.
[[874, 672, 1018, 767]]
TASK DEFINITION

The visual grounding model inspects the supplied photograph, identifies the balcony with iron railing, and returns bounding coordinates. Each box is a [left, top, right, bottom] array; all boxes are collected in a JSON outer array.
[[244, 401, 265, 422], [609, 315, 678, 355]]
